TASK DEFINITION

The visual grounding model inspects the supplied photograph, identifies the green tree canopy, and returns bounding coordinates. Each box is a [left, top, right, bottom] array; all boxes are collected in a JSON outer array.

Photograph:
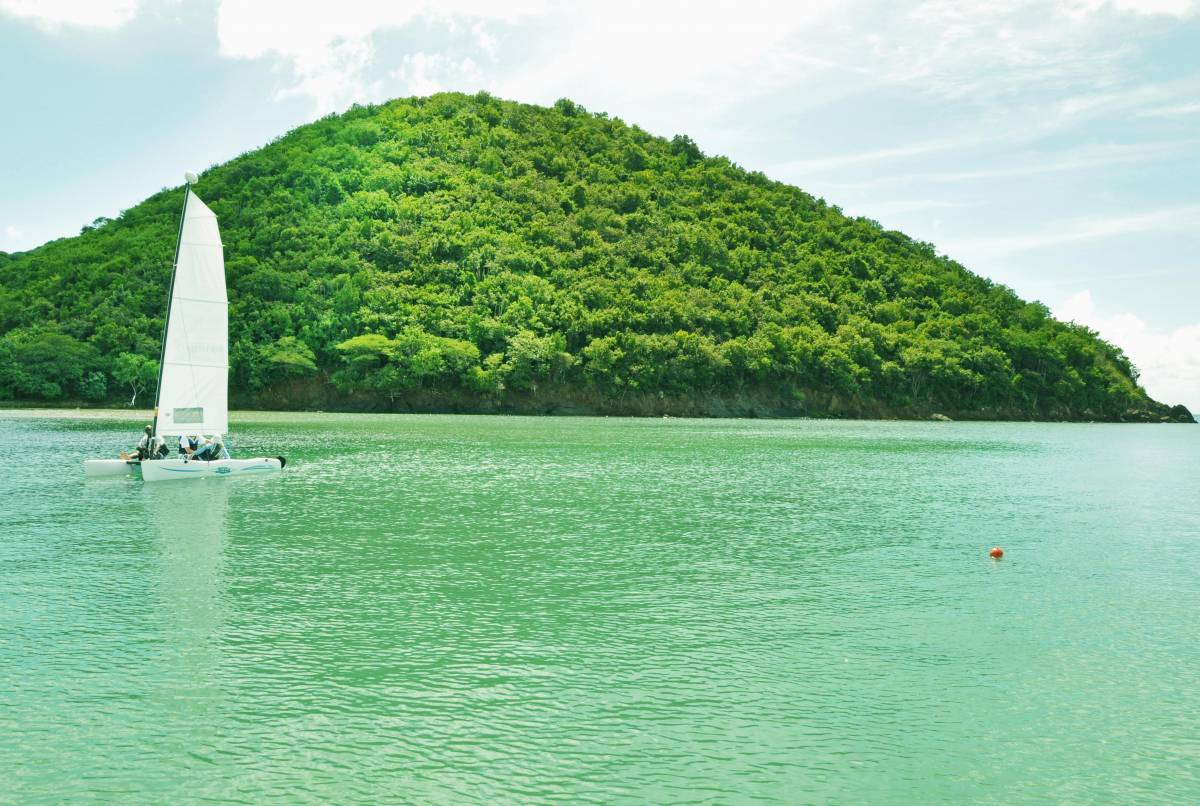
[[0, 92, 1188, 422]]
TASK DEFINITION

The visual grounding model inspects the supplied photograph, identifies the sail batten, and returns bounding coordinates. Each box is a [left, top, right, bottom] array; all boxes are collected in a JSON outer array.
[[153, 190, 228, 437]]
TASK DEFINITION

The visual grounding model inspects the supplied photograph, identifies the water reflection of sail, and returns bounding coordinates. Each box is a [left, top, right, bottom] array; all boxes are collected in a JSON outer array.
[[147, 481, 231, 712]]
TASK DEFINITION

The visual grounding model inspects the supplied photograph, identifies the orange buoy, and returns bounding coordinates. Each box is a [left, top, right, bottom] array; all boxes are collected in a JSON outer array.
[[989, 546, 1004, 559]]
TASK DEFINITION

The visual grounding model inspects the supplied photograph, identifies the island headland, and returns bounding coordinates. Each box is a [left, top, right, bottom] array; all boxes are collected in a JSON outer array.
[[0, 93, 1192, 423]]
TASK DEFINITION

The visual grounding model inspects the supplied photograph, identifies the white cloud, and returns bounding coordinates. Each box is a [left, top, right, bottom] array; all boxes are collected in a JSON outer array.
[[825, 139, 1198, 193], [857, 1, 1139, 103], [1106, 0, 1197, 16], [191, 0, 1200, 154], [1138, 101, 1200, 118], [0, 0, 141, 30], [946, 204, 1200, 257], [778, 135, 1199, 192], [215, 0, 547, 112], [491, 2, 835, 108], [389, 53, 483, 99], [1057, 290, 1200, 412], [1043, 76, 1200, 132], [773, 136, 983, 176], [864, 199, 978, 216], [9, 0, 1196, 120], [207, 0, 855, 125]]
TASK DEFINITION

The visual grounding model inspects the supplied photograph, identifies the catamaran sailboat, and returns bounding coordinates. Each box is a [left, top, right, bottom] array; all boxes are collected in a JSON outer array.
[[84, 174, 284, 481]]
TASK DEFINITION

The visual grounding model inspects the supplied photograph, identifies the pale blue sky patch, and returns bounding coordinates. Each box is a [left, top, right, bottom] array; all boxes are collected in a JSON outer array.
[[1, 0, 1198, 408]]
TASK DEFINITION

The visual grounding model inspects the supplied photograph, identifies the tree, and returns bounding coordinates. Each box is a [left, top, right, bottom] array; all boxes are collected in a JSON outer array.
[[81, 371, 108, 401], [257, 336, 318, 386], [332, 334, 396, 394], [8, 334, 98, 400], [0, 338, 21, 399], [501, 330, 573, 393], [113, 352, 158, 407], [332, 329, 481, 398]]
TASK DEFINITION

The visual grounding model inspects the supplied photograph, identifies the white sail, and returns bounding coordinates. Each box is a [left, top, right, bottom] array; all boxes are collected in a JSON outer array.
[[154, 190, 228, 436]]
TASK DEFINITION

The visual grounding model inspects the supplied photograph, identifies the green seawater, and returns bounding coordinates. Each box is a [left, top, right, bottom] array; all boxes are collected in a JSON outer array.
[[1, 411, 1197, 804]]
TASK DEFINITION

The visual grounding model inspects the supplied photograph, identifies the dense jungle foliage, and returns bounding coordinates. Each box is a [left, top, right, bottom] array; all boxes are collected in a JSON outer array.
[[0, 92, 1190, 421]]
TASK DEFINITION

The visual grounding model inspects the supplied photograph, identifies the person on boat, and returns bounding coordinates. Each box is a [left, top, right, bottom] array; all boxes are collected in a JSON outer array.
[[179, 434, 199, 456], [192, 436, 213, 461], [149, 433, 169, 459], [131, 425, 153, 460], [190, 435, 228, 461]]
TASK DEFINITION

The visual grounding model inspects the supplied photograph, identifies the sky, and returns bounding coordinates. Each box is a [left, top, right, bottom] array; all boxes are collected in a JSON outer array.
[[1, 0, 1198, 410]]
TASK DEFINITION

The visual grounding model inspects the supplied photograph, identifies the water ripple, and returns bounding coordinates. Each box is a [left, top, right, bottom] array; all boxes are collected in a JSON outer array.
[[0, 413, 1197, 803]]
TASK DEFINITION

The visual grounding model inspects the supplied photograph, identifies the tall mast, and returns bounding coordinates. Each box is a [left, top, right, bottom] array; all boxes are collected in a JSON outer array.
[[151, 173, 196, 438]]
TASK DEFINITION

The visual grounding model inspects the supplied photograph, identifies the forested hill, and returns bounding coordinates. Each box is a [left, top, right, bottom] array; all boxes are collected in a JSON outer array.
[[0, 92, 1192, 422]]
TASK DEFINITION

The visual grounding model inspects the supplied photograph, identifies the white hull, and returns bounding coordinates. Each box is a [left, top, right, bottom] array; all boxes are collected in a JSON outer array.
[[141, 456, 283, 482], [83, 458, 141, 477]]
